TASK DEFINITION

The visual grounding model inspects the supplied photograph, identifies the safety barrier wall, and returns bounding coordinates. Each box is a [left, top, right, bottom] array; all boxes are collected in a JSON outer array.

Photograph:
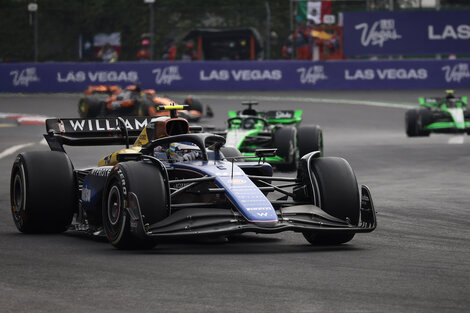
[[1, 59, 469, 93]]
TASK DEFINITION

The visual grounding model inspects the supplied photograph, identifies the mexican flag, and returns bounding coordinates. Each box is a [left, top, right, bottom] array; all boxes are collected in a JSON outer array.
[[296, 1, 332, 25]]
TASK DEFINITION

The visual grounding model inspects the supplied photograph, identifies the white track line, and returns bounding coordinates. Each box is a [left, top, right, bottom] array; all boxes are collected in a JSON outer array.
[[0, 143, 35, 160], [448, 136, 465, 144], [0, 139, 47, 160], [0, 112, 52, 125], [195, 94, 416, 110]]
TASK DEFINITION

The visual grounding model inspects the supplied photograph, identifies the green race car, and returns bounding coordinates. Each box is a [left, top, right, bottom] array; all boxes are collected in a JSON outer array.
[[220, 101, 323, 170], [405, 90, 470, 137]]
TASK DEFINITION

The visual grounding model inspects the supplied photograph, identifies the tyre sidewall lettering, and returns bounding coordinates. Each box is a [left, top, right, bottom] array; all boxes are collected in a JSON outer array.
[[11, 161, 27, 229], [106, 166, 129, 245]]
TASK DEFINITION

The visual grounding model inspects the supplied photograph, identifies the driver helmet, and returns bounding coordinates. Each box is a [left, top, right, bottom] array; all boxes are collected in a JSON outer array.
[[169, 142, 200, 161], [243, 118, 255, 129], [445, 89, 455, 99]]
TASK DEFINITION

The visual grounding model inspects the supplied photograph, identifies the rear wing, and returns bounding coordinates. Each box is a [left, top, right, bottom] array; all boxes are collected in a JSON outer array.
[[227, 110, 303, 124], [419, 96, 467, 106], [44, 116, 152, 152], [263, 110, 302, 124]]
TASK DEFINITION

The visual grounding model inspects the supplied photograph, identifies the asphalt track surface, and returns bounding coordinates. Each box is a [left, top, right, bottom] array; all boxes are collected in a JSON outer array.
[[0, 90, 469, 313]]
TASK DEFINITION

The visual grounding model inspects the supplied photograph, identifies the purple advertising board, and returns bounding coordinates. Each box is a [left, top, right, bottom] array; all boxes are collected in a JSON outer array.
[[1, 60, 470, 92], [343, 10, 470, 57]]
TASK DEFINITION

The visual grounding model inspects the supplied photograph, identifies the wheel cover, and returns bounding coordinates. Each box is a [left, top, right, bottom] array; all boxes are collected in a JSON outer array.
[[289, 133, 297, 164], [11, 164, 27, 228], [12, 173, 24, 223], [107, 186, 121, 226], [79, 101, 88, 115], [318, 132, 323, 156]]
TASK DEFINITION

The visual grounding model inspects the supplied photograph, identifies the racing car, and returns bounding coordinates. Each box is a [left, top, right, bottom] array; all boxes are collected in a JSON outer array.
[[78, 84, 211, 122], [78, 84, 122, 117], [215, 101, 323, 170], [10, 106, 375, 250], [405, 90, 470, 137]]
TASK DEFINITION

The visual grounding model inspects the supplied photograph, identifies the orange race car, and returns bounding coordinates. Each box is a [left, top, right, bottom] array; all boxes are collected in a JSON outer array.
[[78, 84, 212, 122]]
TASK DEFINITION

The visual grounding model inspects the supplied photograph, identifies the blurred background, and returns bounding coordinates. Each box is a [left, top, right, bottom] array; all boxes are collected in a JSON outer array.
[[1, 0, 469, 63]]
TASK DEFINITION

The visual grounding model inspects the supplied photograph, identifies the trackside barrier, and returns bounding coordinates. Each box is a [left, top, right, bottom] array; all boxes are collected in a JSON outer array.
[[1, 60, 469, 92]]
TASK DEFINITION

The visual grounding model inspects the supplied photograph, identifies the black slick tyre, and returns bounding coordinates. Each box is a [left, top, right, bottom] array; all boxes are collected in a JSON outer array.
[[10, 151, 76, 233], [273, 127, 297, 171], [220, 146, 244, 162], [417, 108, 432, 136], [405, 109, 419, 137], [78, 98, 105, 118], [137, 98, 154, 116], [298, 125, 323, 157], [302, 157, 359, 245], [184, 95, 203, 113], [103, 161, 168, 249]]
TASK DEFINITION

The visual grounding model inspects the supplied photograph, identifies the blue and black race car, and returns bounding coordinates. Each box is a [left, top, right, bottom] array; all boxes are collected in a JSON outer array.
[[10, 106, 376, 249]]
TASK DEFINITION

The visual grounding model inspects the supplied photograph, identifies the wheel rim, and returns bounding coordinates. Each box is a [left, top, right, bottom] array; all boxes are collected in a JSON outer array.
[[79, 101, 88, 115], [107, 185, 121, 226], [318, 132, 323, 156], [12, 172, 24, 222], [290, 132, 297, 164]]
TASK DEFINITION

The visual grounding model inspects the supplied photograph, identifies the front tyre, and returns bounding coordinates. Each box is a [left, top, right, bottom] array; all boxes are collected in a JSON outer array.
[[10, 151, 76, 233], [302, 157, 359, 245], [405, 109, 418, 137], [103, 162, 168, 249], [417, 108, 432, 136], [273, 127, 297, 171], [298, 125, 323, 157], [220, 146, 244, 162]]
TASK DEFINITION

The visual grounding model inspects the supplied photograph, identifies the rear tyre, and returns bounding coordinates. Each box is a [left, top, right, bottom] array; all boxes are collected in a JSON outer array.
[[273, 127, 297, 171], [220, 146, 244, 162], [405, 109, 418, 137], [78, 98, 105, 118], [137, 98, 154, 116], [298, 125, 323, 157], [302, 157, 359, 245], [103, 161, 168, 249], [10, 151, 76, 233], [184, 95, 203, 113]]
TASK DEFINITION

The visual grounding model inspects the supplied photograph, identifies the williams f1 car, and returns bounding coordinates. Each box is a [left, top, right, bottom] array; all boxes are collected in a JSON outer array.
[[405, 90, 470, 137], [215, 101, 323, 170], [10, 106, 375, 249], [78, 84, 211, 122]]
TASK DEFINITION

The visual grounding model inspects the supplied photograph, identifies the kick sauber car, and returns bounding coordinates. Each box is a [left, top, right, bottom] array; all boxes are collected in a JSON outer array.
[[216, 101, 323, 170], [405, 90, 470, 137], [10, 106, 375, 249]]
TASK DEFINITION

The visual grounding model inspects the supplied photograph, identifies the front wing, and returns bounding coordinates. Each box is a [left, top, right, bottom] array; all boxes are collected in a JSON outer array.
[[127, 185, 376, 239]]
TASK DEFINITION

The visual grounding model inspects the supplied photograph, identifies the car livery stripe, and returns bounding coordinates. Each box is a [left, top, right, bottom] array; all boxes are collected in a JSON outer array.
[[173, 162, 278, 223]]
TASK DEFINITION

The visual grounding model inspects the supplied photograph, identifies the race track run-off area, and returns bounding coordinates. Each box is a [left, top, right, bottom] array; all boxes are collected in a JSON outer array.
[[0, 90, 469, 313]]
